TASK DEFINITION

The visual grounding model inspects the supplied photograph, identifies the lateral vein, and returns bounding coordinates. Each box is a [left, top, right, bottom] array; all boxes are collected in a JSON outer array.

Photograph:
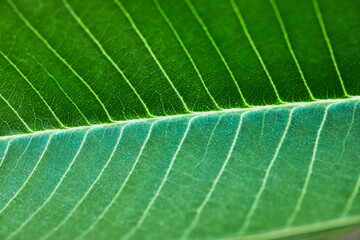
[[62, 0, 154, 117], [0, 51, 66, 128], [76, 121, 156, 240], [40, 125, 127, 240], [114, 0, 192, 113], [122, 116, 197, 240], [312, 0, 350, 97], [182, 112, 247, 239], [0, 92, 33, 132], [286, 103, 337, 226], [230, 0, 284, 104], [240, 106, 298, 233], [154, 0, 222, 110], [30, 54, 92, 126], [5, 130, 89, 240], [269, 0, 316, 100], [0, 134, 53, 216], [7, 0, 114, 122], [184, 0, 250, 107]]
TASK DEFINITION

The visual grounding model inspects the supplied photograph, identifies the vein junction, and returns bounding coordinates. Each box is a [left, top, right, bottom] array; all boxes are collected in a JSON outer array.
[[1, 97, 359, 141], [0, 97, 359, 240], [0, 0, 359, 238]]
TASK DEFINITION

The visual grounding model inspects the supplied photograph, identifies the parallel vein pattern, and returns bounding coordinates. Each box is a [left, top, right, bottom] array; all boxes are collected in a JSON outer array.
[[182, 111, 248, 239], [114, 0, 192, 113], [240, 106, 299, 233], [0, 51, 65, 128], [154, 0, 222, 110], [0, 0, 360, 239], [286, 103, 337, 226], [184, 0, 249, 107], [269, 0, 316, 101], [6, 0, 114, 123], [62, 0, 154, 118], [229, 0, 284, 104], [5, 130, 89, 240], [0, 0, 358, 134], [0, 100, 359, 240]]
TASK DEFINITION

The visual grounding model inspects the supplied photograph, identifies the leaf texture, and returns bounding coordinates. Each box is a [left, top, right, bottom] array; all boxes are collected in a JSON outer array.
[[0, 0, 360, 239]]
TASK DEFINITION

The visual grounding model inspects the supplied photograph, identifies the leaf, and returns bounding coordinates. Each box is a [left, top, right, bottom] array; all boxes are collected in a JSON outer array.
[[0, 0, 359, 239]]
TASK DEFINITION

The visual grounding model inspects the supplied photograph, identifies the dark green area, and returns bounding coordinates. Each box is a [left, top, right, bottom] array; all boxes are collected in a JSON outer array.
[[0, 0, 359, 135]]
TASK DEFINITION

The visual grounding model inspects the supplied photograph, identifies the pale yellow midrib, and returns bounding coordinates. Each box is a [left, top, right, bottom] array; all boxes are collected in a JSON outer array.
[[1, 96, 359, 141]]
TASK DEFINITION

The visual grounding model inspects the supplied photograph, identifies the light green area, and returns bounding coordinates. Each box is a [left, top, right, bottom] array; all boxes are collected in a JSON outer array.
[[0, 0, 359, 239], [1, 100, 360, 240]]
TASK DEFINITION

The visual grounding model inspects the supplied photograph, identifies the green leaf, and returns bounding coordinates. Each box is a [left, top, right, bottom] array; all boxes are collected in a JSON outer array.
[[0, 0, 359, 239]]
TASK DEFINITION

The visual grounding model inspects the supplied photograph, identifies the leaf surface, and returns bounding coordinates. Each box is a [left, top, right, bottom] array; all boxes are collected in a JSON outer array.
[[0, 0, 360, 239]]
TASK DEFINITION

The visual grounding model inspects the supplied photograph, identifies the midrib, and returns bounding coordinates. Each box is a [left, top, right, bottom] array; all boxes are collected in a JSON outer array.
[[1, 96, 359, 141]]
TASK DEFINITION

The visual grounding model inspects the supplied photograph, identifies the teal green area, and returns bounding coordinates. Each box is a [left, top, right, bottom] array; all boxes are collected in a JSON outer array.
[[0, 101, 360, 240], [0, 0, 360, 239]]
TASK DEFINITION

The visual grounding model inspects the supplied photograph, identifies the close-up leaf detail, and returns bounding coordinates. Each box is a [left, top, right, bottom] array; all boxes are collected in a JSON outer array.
[[0, 0, 359, 239]]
